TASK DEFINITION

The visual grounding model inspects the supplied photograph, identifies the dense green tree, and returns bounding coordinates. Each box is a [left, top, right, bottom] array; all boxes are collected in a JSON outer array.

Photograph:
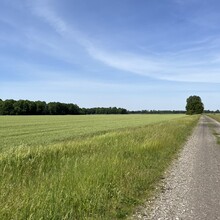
[[48, 102, 59, 115], [13, 100, 34, 115], [0, 99, 127, 115], [36, 101, 47, 115], [186, 95, 204, 115], [0, 99, 3, 115], [67, 103, 80, 115], [2, 99, 16, 115], [29, 101, 37, 114], [118, 108, 127, 114], [83, 107, 127, 114], [47, 102, 80, 115]]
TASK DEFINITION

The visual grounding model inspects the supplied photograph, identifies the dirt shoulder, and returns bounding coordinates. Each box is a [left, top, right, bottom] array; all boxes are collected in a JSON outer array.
[[132, 115, 220, 220]]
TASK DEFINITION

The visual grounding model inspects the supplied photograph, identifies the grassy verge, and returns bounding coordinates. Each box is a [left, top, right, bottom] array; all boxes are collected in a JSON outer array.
[[207, 114, 220, 122], [206, 114, 220, 144], [0, 115, 199, 219]]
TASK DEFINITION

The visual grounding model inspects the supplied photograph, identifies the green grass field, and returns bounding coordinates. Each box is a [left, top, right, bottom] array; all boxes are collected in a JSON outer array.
[[0, 114, 185, 152], [0, 114, 199, 219]]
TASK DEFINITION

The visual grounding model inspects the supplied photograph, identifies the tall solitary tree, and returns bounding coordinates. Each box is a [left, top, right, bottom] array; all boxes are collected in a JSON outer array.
[[186, 95, 204, 115]]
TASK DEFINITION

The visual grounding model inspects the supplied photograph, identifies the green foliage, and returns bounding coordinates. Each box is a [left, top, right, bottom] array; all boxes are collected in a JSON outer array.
[[186, 95, 204, 115], [0, 99, 126, 115], [0, 99, 2, 115], [82, 107, 127, 114], [0, 115, 199, 219], [0, 99, 81, 115], [1, 99, 16, 115], [35, 101, 47, 114]]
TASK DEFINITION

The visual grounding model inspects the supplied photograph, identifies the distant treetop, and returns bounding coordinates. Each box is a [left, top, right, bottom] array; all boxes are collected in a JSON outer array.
[[186, 95, 204, 115]]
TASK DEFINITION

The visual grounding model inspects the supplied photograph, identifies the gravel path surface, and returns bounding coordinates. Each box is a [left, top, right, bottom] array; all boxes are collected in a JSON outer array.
[[132, 115, 220, 220]]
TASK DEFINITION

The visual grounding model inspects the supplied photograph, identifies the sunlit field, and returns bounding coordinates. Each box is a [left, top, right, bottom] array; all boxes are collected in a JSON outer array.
[[0, 114, 185, 152], [0, 114, 199, 219]]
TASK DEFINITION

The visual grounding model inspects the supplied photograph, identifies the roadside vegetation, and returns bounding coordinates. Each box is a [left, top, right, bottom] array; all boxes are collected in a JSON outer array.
[[0, 115, 199, 219], [207, 114, 220, 122], [206, 114, 220, 144]]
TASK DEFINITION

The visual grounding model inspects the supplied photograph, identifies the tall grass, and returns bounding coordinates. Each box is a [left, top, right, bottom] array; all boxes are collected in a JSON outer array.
[[207, 114, 220, 122], [206, 114, 220, 144], [0, 115, 199, 219]]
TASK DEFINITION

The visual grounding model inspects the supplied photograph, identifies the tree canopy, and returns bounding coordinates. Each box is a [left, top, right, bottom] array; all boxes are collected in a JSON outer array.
[[186, 95, 204, 115], [0, 99, 127, 115]]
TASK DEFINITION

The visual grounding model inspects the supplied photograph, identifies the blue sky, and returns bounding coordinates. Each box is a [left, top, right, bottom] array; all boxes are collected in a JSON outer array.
[[1, 0, 220, 110]]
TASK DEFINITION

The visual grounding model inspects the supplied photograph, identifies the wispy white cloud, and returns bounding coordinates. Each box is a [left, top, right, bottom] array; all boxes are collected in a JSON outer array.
[[26, 0, 220, 83], [27, 0, 92, 47], [87, 48, 164, 74], [88, 45, 220, 83], [28, 0, 67, 33]]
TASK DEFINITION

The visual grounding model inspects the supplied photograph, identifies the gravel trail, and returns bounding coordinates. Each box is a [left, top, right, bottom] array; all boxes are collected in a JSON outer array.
[[132, 115, 220, 220]]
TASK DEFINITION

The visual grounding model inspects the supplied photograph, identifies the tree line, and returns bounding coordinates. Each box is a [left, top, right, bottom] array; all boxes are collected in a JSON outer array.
[[128, 110, 186, 114], [0, 99, 128, 115], [1, 96, 214, 115], [0, 99, 186, 115]]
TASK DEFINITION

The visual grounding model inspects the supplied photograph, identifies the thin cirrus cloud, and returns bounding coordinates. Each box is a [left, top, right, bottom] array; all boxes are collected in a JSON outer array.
[[27, 0, 220, 84], [87, 47, 220, 83], [28, 0, 91, 48]]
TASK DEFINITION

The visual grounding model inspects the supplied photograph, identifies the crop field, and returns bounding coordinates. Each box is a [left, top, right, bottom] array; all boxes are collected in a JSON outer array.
[[0, 114, 185, 152], [0, 114, 199, 219]]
